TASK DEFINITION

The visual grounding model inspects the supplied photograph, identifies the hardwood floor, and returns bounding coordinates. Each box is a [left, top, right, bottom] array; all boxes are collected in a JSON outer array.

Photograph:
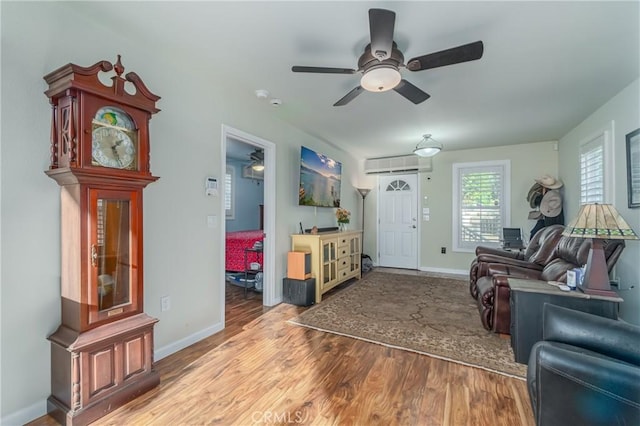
[[29, 274, 534, 425]]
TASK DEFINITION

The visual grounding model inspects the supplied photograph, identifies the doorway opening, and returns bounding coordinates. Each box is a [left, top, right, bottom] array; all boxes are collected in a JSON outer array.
[[221, 126, 276, 326], [377, 173, 419, 269]]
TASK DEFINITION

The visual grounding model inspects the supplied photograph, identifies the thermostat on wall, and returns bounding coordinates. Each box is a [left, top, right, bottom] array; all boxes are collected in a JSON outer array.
[[205, 177, 218, 196]]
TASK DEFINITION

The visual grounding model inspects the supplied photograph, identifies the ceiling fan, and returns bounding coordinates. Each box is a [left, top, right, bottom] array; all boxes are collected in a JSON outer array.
[[249, 148, 265, 171], [291, 8, 484, 106]]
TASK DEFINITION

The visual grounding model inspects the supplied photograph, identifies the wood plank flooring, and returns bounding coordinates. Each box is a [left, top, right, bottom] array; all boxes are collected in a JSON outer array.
[[29, 275, 534, 425]]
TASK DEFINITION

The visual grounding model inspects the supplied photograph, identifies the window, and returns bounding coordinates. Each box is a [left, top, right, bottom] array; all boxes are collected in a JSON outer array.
[[453, 160, 510, 252], [580, 130, 612, 204], [225, 165, 235, 219], [385, 179, 411, 192]]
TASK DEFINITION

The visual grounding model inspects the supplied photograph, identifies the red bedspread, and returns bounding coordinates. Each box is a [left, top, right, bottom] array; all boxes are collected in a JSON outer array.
[[225, 230, 263, 272]]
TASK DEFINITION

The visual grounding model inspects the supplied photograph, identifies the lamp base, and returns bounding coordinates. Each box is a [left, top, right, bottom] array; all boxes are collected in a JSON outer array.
[[577, 284, 618, 298], [578, 239, 618, 298]]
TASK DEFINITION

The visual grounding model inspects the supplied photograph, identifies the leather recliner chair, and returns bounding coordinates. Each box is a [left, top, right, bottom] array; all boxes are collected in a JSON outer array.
[[528, 304, 640, 426], [469, 225, 565, 299], [475, 236, 625, 333]]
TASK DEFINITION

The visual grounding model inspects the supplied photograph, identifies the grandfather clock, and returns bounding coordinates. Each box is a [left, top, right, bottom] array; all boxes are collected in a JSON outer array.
[[44, 56, 160, 425]]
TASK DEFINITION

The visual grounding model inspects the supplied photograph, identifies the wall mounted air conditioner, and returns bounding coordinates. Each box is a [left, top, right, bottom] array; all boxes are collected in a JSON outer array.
[[364, 154, 433, 174], [242, 165, 264, 180]]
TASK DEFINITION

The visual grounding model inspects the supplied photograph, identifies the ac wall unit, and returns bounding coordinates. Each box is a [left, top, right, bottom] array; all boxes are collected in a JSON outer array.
[[364, 154, 433, 174], [242, 165, 264, 180]]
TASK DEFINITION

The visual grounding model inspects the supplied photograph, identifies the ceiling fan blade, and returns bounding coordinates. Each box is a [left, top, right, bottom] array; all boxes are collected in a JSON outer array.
[[393, 80, 430, 104], [369, 9, 395, 61], [292, 66, 356, 74], [334, 86, 364, 106], [406, 41, 484, 72]]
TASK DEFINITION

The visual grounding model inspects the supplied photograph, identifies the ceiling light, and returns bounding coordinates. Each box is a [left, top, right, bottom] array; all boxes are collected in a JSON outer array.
[[413, 134, 442, 157], [251, 162, 265, 172], [360, 66, 401, 92]]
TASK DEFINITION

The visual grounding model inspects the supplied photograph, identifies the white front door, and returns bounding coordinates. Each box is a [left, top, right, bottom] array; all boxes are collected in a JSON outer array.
[[378, 174, 418, 269]]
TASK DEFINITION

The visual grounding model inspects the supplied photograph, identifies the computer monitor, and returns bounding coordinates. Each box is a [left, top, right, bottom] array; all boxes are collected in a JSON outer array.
[[502, 228, 524, 249]]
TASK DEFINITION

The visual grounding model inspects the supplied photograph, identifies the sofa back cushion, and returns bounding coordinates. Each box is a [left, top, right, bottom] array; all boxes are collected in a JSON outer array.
[[539, 237, 588, 282], [526, 225, 565, 266], [556, 235, 591, 265], [539, 237, 625, 282], [602, 240, 626, 271]]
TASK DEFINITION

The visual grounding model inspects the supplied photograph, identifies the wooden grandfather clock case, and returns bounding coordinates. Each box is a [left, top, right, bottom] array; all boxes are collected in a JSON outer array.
[[44, 56, 160, 425]]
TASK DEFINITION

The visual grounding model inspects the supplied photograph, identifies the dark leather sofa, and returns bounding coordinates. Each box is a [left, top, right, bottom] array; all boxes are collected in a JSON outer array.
[[469, 225, 565, 299], [528, 304, 640, 426], [473, 234, 625, 334]]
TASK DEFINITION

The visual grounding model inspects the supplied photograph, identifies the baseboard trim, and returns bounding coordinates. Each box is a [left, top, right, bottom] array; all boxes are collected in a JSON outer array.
[[2, 400, 46, 426], [372, 263, 468, 277], [154, 320, 225, 361], [418, 266, 468, 277]]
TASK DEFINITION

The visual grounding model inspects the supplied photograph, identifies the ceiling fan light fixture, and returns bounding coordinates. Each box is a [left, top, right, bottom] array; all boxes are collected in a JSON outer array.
[[360, 66, 401, 92], [251, 162, 265, 172], [413, 134, 442, 157]]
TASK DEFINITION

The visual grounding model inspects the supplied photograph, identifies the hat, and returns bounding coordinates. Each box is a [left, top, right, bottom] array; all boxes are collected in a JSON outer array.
[[535, 175, 563, 190], [527, 183, 544, 208], [528, 210, 543, 220], [540, 190, 562, 217]]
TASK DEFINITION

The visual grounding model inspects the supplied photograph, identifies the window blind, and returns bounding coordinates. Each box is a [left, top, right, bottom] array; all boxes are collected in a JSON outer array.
[[453, 161, 509, 251], [225, 166, 234, 218], [580, 135, 604, 204]]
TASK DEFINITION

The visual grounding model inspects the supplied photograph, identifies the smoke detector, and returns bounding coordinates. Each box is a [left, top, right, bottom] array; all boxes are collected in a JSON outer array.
[[269, 98, 282, 106], [255, 89, 270, 99]]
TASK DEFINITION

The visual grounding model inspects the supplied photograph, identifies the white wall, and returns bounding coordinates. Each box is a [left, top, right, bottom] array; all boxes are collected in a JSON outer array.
[[558, 78, 640, 325], [0, 2, 361, 423]]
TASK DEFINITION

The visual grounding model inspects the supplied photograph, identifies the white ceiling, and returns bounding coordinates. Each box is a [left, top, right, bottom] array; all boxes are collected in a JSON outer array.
[[72, 1, 639, 160]]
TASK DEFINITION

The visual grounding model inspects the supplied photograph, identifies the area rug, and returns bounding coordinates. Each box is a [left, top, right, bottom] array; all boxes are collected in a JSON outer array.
[[288, 271, 527, 378]]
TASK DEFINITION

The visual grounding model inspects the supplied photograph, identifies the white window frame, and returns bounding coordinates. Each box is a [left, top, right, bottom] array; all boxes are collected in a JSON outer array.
[[452, 160, 511, 252], [579, 125, 614, 205], [225, 165, 235, 219]]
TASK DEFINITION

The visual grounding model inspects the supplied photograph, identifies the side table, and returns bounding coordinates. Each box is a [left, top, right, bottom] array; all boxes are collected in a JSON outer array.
[[509, 278, 623, 364]]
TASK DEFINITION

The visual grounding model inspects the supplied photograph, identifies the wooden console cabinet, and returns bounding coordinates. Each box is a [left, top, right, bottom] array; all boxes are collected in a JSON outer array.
[[291, 230, 362, 303]]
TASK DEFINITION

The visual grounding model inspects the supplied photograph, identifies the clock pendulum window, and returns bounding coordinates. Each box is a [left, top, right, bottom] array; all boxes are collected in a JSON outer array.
[[43, 55, 161, 425]]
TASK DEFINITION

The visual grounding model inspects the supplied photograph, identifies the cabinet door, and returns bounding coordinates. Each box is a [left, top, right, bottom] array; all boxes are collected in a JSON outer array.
[[81, 326, 154, 406], [321, 239, 337, 288], [88, 188, 142, 326], [349, 235, 361, 273], [349, 234, 361, 255]]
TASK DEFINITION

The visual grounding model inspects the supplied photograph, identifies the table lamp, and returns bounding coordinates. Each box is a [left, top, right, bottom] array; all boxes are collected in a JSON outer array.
[[562, 203, 638, 296]]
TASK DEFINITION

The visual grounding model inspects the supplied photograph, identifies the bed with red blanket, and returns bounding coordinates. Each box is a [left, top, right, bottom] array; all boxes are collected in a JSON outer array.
[[225, 230, 264, 272]]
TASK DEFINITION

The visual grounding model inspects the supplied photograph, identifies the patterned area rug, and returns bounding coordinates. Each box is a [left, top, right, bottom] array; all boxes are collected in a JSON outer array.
[[289, 271, 527, 378]]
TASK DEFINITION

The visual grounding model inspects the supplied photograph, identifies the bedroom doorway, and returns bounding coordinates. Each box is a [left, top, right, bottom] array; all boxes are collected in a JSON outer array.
[[221, 125, 276, 315]]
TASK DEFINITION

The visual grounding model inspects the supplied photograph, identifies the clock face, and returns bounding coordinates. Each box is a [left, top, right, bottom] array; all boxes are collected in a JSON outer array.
[[92, 126, 136, 169], [91, 107, 137, 169]]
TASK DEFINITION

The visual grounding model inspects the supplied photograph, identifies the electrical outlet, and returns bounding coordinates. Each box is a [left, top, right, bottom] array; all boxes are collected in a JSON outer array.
[[161, 295, 171, 312], [441, 247, 446, 254]]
